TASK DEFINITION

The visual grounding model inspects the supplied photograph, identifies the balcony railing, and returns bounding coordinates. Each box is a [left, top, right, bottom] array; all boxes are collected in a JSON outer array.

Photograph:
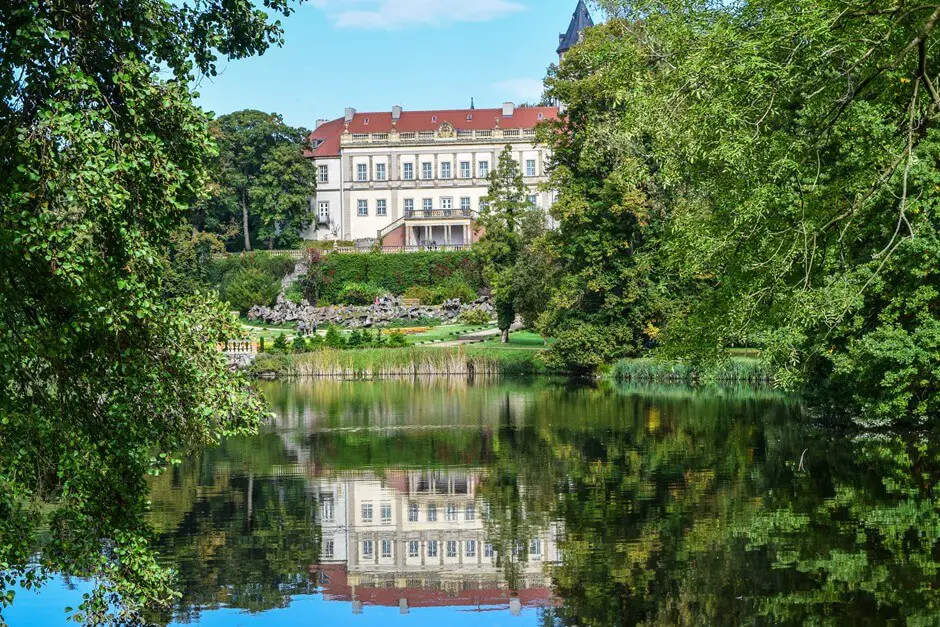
[[405, 208, 474, 219], [341, 127, 537, 146]]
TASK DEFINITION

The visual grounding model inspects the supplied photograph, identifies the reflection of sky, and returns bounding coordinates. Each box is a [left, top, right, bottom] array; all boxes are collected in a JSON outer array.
[[5, 578, 541, 627]]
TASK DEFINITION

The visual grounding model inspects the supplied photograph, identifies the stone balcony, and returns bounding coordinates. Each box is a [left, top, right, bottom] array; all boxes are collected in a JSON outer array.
[[341, 127, 537, 148]]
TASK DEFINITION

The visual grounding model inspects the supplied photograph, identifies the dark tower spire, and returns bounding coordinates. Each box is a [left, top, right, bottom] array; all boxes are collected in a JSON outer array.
[[557, 0, 594, 59]]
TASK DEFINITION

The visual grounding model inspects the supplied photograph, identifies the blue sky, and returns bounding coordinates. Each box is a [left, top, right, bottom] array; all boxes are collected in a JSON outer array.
[[192, 0, 598, 129]]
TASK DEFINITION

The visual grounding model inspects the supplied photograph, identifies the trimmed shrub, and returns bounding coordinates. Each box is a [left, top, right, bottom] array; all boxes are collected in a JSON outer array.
[[292, 336, 308, 353], [313, 251, 482, 302], [387, 331, 408, 347], [272, 332, 290, 353]]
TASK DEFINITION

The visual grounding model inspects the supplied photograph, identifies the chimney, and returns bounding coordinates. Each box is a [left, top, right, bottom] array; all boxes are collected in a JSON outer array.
[[392, 105, 402, 121], [315, 119, 327, 129], [344, 107, 356, 122], [502, 102, 515, 117]]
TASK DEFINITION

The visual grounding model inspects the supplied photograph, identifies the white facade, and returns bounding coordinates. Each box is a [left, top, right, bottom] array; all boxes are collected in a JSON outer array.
[[304, 104, 559, 244]]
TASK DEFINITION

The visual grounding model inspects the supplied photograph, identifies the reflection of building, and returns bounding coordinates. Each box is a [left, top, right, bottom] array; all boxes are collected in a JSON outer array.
[[308, 470, 560, 615]]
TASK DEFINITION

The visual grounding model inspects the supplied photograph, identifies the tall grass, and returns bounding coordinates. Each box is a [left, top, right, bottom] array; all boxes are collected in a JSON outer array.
[[251, 346, 549, 379], [609, 357, 772, 383]]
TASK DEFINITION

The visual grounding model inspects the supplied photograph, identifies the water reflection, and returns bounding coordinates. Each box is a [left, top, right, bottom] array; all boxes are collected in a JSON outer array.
[[140, 379, 938, 626]]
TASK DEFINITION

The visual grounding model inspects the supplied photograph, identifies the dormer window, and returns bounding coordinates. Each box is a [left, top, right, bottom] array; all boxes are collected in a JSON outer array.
[[432, 115, 438, 123], [467, 114, 473, 121], [537, 113, 544, 120], [364, 117, 369, 125]]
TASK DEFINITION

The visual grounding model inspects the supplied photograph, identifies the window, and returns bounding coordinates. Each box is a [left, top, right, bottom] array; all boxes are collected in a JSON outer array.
[[445, 504, 457, 521], [530, 539, 542, 559], [427, 503, 438, 521], [357, 163, 368, 182], [484, 543, 494, 557], [465, 505, 475, 521], [357, 199, 368, 217], [466, 540, 476, 558], [440, 162, 451, 178], [375, 162, 387, 181], [361, 502, 373, 522], [403, 162, 414, 180], [320, 494, 334, 522], [422, 198, 433, 212], [409, 541, 419, 558], [526, 159, 537, 177], [408, 502, 419, 522], [479, 198, 489, 212], [317, 201, 330, 223], [446, 540, 457, 558], [323, 540, 334, 559], [528, 194, 538, 207], [376, 199, 387, 217], [404, 198, 414, 215], [441, 197, 452, 211], [381, 502, 391, 524], [422, 162, 433, 180], [478, 160, 489, 178], [381, 539, 392, 558], [318, 164, 329, 184], [427, 540, 438, 558], [460, 161, 471, 178], [460, 197, 471, 211], [362, 540, 373, 559]]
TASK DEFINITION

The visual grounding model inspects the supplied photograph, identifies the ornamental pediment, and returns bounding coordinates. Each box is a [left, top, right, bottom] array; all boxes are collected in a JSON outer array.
[[437, 122, 456, 138]]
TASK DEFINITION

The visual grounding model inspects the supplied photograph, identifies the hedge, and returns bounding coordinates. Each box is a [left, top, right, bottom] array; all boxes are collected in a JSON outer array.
[[313, 251, 483, 302]]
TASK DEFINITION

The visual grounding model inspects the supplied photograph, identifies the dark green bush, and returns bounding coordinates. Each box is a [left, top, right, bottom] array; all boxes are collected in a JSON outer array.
[[324, 325, 345, 349], [272, 332, 290, 353], [223, 267, 281, 313], [292, 336, 307, 353]]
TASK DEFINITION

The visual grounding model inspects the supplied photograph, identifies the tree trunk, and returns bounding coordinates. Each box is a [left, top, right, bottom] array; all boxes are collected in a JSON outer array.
[[242, 193, 252, 251], [502, 328, 509, 344]]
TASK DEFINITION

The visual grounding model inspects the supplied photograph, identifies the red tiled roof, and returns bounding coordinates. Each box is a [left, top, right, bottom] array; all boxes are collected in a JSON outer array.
[[306, 106, 559, 158]]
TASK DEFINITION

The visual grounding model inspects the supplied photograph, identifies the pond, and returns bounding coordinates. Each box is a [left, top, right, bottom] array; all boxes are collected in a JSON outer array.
[[8, 378, 939, 625]]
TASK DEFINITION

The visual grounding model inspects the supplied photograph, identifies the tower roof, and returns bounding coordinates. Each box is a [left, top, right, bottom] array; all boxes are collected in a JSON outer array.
[[557, 0, 594, 55]]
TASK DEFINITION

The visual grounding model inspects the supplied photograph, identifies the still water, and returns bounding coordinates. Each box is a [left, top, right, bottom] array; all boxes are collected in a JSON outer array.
[[10, 379, 939, 625]]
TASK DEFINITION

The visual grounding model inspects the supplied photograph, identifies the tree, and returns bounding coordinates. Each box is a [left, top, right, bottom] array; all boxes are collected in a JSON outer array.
[[0, 0, 296, 621], [476, 145, 532, 343], [203, 110, 315, 251], [575, 0, 940, 422], [539, 21, 674, 374], [511, 208, 555, 331]]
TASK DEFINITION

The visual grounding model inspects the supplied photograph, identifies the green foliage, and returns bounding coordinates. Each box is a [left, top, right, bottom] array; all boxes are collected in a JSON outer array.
[[163, 229, 227, 298], [475, 146, 531, 335], [347, 329, 363, 348], [387, 331, 408, 347], [223, 268, 282, 313], [549, 1, 940, 421], [545, 324, 620, 375], [299, 249, 331, 305], [0, 0, 291, 619], [458, 310, 493, 325], [283, 283, 304, 305], [291, 336, 307, 353], [198, 110, 315, 251], [336, 282, 385, 306], [403, 272, 478, 305], [307, 251, 482, 303], [609, 357, 770, 383], [323, 325, 345, 349], [272, 333, 289, 353], [209, 253, 295, 313]]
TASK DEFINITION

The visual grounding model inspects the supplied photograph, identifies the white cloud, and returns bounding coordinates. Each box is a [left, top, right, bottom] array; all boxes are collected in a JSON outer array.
[[310, 0, 525, 30], [492, 78, 545, 102]]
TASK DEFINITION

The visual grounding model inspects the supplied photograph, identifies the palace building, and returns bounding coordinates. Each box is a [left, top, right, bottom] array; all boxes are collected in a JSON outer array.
[[303, 2, 593, 246]]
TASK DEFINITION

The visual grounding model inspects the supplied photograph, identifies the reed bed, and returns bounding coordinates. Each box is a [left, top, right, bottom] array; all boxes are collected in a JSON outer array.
[[251, 346, 548, 379], [609, 357, 772, 383]]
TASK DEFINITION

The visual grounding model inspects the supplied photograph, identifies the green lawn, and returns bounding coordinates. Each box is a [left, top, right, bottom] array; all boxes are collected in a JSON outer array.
[[480, 330, 549, 348], [408, 324, 494, 344]]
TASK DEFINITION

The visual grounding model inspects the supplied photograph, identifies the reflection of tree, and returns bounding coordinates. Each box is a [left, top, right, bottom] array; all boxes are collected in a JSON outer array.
[[146, 434, 319, 625], [478, 383, 940, 625]]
